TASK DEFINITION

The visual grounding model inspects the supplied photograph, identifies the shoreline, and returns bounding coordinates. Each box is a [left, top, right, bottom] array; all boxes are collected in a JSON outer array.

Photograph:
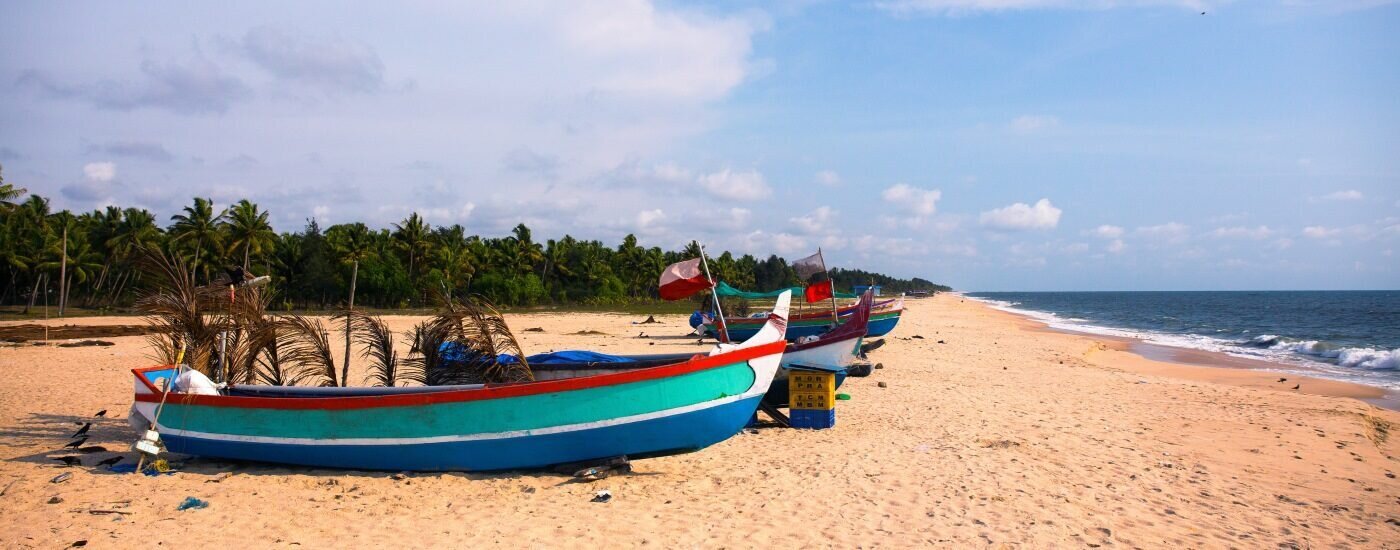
[[963, 296, 1399, 410]]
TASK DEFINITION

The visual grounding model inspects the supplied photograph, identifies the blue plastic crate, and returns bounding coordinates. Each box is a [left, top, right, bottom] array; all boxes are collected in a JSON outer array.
[[789, 408, 836, 429]]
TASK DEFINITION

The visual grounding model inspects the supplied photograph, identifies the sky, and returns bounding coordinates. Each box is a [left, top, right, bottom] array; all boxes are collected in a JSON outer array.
[[1, 0, 1397, 291]]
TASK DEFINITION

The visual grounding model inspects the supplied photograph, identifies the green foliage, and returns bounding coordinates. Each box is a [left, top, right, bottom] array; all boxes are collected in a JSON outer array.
[[0, 178, 950, 312]]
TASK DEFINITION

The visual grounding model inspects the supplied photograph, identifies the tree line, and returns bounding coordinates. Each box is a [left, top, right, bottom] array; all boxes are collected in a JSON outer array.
[[0, 165, 949, 313]]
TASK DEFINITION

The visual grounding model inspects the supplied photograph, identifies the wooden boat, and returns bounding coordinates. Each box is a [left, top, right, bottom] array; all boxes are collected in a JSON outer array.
[[532, 291, 874, 407], [129, 293, 793, 472], [706, 294, 902, 342]]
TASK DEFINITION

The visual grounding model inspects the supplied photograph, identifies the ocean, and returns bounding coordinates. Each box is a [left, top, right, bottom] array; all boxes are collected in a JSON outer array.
[[964, 291, 1400, 390]]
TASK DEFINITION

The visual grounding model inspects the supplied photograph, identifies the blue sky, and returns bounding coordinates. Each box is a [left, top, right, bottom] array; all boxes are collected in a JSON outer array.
[[1, 1, 1396, 290]]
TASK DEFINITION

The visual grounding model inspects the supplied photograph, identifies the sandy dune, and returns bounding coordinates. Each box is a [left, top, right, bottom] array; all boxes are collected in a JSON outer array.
[[0, 294, 1396, 548]]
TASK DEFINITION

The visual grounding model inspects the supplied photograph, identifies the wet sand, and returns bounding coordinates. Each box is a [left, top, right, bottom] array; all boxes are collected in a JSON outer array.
[[0, 294, 1397, 548]]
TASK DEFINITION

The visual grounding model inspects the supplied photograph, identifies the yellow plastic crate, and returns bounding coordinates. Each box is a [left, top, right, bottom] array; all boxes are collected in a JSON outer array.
[[789, 371, 837, 393], [790, 391, 834, 411]]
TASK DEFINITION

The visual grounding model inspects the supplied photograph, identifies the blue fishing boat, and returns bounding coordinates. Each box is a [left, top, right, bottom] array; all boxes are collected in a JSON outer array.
[[129, 293, 793, 472]]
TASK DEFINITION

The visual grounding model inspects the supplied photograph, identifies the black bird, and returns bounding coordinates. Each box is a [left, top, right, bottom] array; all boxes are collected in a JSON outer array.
[[53, 456, 82, 467], [1292, 384, 1301, 390], [71, 423, 91, 438], [94, 456, 123, 467], [1277, 378, 1287, 382], [94, 410, 107, 417], [62, 437, 88, 449]]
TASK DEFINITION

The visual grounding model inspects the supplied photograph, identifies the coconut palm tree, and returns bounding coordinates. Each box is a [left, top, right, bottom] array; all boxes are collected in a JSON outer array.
[[0, 164, 26, 213], [222, 199, 275, 270], [168, 198, 226, 282], [328, 222, 376, 386], [392, 213, 432, 300]]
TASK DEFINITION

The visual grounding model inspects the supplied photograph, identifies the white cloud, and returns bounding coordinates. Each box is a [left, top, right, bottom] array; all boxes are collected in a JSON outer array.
[[739, 230, 808, 256], [881, 183, 941, 216], [979, 198, 1062, 230], [1134, 222, 1190, 243], [814, 170, 841, 187], [1209, 225, 1274, 240], [1009, 114, 1059, 135], [789, 206, 835, 235], [1303, 225, 1341, 239], [83, 162, 116, 182], [1322, 189, 1364, 201], [636, 208, 666, 230], [1106, 239, 1126, 253], [697, 169, 771, 201], [1090, 224, 1124, 239]]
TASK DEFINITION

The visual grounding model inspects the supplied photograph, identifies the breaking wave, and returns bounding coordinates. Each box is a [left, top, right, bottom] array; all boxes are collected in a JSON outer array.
[[966, 296, 1400, 389]]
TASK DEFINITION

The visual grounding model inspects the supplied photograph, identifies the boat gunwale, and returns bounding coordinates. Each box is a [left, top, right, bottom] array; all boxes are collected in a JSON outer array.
[[133, 339, 786, 411]]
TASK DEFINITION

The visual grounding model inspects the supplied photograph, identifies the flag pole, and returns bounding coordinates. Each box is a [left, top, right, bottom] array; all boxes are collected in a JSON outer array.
[[698, 244, 730, 343], [820, 248, 838, 327]]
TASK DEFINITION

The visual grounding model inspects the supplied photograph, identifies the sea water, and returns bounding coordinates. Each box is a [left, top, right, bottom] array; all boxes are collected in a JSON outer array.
[[964, 291, 1400, 390]]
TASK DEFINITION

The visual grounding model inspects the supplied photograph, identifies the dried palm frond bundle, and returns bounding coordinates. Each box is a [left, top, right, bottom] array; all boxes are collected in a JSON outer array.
[[405, 295, 532, 385], [135, 248, 228, 376]]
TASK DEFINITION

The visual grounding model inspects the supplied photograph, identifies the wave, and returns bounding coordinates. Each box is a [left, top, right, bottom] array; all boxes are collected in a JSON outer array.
[[966, 296, 1400, 387]]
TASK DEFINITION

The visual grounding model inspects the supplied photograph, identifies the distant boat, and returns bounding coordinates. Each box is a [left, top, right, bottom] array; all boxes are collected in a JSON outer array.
[[129, 293, 793, 472], [705, 294, 903, 342]]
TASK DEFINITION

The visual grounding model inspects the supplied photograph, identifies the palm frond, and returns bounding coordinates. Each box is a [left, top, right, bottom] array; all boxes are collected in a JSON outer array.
[[277, 315, 340, 387], [338, 310, 411, 387]]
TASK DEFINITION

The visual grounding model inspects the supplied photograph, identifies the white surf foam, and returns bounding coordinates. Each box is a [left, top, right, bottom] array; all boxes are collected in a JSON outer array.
[[965, 296, 1400, 390]]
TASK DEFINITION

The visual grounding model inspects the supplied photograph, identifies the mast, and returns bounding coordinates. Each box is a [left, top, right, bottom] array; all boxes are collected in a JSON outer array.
[[820, 248, 838, 326], [698, 244, 731, 343]]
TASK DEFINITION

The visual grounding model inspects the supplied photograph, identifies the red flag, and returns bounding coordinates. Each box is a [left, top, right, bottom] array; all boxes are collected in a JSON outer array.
[[803, 279, 833, 303], [658, 258, 712, 300]]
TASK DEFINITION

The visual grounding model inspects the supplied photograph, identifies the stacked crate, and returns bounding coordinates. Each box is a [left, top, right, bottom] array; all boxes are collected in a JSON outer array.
[[788, 370, 837, 429]]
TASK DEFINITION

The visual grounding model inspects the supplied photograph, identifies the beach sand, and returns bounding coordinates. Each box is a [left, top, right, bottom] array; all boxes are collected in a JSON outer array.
[[1, 294, 1397, 548]]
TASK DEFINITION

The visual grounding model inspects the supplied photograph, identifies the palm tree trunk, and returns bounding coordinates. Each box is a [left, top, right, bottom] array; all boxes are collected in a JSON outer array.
[[58, 226, 67, 316], [24, 273, 40, 314], [341, 259, 358, 387], [243, 242, 251, 271]]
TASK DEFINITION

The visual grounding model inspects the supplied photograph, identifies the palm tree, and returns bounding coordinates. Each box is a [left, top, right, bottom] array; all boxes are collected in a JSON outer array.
[[222, 199, 275, 270], [432, 225, 475, 296], [391, 213, 431, 300], [168, 198, 226, 282], [509, 223, 544, 277], [328, 222, 376, 386], [0, 164, 26, 213]]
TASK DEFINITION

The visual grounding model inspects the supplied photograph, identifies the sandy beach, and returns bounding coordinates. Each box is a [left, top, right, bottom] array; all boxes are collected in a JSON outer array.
[[1, 294, 1397, 548]]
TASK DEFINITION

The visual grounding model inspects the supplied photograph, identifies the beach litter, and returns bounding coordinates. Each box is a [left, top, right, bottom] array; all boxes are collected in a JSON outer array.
[[836, 393, 851, 400], [878, 382, 888, 388], [177, 496, 209, 511], [50, 472, 72, 484], [591, 490, 612, 503]]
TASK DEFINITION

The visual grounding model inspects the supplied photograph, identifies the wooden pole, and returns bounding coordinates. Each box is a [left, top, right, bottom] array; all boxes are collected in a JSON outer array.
[[820, 248, 838, 326], [697, 245, 730, 343]]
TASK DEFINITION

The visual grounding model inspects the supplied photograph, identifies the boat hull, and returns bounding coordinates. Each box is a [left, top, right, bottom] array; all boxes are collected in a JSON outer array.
[[154, 394, 764, 471]]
